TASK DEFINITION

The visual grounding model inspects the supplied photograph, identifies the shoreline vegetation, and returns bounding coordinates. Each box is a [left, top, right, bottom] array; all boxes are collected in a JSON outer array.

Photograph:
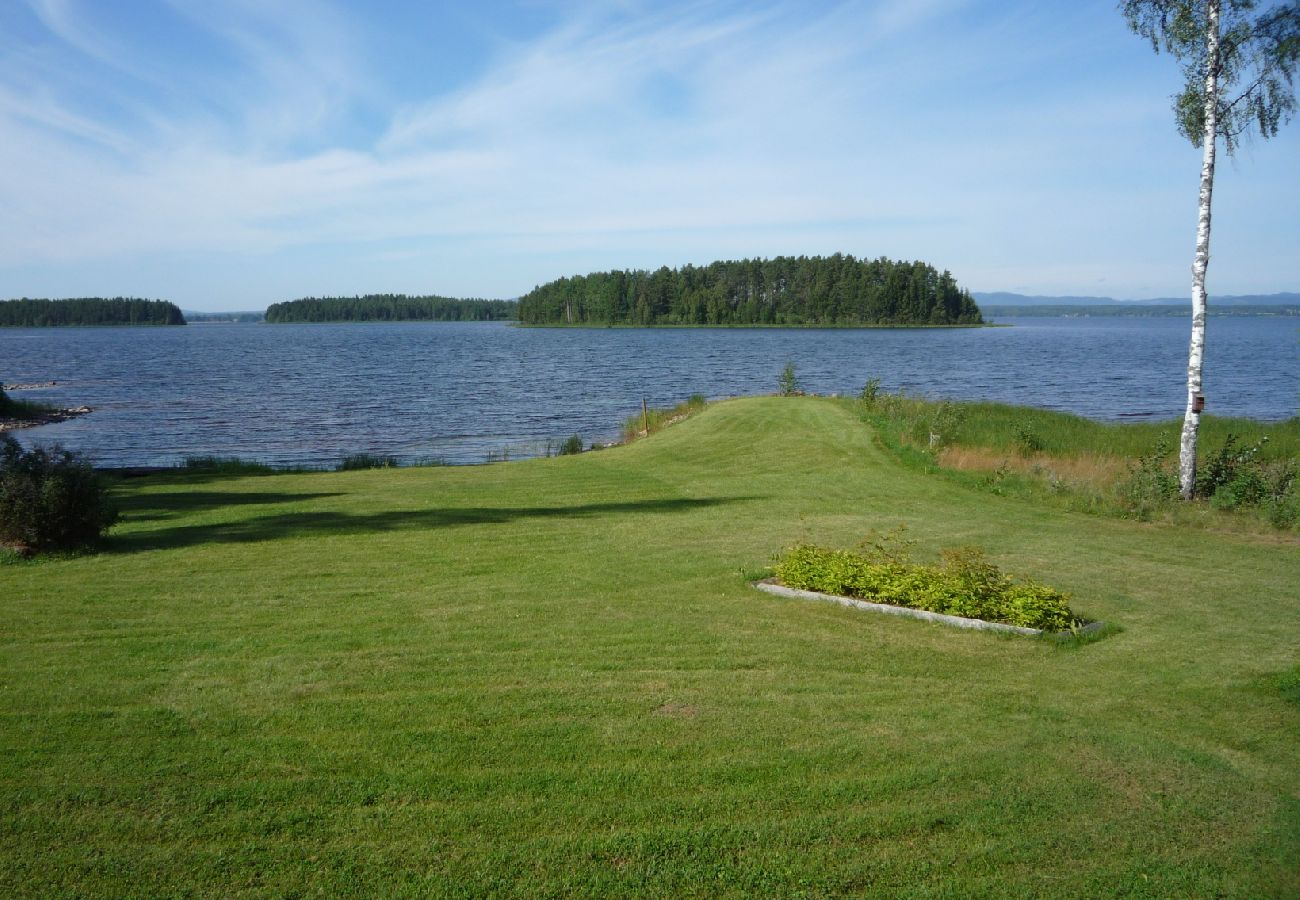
[[850, 384, 1298, 533], [517, 255, 984, 326], [0, 298, 185, 327], [0, 385, 92, 434], [264, 295, 517, 323]]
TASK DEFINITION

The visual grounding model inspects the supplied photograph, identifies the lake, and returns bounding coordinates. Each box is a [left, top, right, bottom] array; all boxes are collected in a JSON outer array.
[[2, 317, 1296, 468]]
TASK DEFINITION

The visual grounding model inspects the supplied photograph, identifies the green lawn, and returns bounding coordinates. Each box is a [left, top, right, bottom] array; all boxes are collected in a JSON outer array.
[[2, 397, 1297, 896]]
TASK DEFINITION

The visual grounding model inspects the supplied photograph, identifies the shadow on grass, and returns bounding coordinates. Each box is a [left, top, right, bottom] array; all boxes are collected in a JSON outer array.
[[108, 496, 752, 554], [115, 490, 347, 523]]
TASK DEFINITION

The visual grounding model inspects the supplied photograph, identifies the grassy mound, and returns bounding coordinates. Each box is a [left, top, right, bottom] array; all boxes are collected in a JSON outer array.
[[857, 388, 1300, 531], [1, 397, 1296, 895]]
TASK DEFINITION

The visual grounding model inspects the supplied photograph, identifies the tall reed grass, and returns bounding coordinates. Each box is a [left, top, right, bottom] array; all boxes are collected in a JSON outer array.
[[622, 393, 708, 441], [855, 385, 1299, 531]]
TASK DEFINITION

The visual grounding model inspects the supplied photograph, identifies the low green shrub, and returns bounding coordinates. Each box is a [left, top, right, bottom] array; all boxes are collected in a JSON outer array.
[[0, 435, 118, 551], [1116, 437, 1179, 520], [859, 377, 882, 408], [558, 434, 584, 456], [1196, 433, 1255, 497], [912, 400, 966, 450], [1116, 433, 1297, 524], [1264, 488, 1298, 529], [1199, 435, 1296, 513], [772, 536, 1081, 632], [1013, 420, 1044, 456]]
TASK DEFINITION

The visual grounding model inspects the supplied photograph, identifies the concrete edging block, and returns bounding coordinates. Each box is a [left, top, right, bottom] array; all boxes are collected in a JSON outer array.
[[752, 578, 1106, 638]]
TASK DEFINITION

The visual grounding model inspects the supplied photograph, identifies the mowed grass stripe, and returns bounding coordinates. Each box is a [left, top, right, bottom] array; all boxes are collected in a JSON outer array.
[[2, 397, 1297, 896]]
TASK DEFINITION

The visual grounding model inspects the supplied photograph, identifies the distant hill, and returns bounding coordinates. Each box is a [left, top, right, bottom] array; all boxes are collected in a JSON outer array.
[[980, 303, 1297, 318], [972, 291, 1299, 307]]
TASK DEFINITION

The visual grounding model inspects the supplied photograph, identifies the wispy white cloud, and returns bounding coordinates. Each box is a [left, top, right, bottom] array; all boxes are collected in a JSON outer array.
[[0, 0, 1295, 307], [160, 0, 376, 147]]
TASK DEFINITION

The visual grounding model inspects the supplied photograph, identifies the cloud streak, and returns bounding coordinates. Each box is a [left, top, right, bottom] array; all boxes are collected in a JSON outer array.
[[0, 0, 1295, 307]]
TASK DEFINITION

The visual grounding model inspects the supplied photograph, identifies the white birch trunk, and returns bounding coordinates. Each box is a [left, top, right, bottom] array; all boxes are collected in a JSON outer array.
[[1180, 0, 1220, 500]]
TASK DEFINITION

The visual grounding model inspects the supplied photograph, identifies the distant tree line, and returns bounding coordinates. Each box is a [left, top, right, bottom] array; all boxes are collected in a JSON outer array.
[[0, 298, 186, 327], [516, 255, 984, 326], [265, 295, 518, 323]]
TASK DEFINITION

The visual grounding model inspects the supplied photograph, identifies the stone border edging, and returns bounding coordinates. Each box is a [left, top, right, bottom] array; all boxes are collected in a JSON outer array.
[[752, 578, 1107, 637]]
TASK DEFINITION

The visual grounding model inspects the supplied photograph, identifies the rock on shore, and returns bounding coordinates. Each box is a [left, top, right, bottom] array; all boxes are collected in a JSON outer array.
[[0, 406, 93, 433]]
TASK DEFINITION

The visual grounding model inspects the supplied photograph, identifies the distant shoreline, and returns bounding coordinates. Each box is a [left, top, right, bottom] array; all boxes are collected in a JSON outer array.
[[983, 304, 1298, 318], [514, 322, 1000, 330], [0, 323, 186, 329]]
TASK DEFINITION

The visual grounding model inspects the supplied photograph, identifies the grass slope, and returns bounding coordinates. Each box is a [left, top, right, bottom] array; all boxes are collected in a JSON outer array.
[[2, 398, 1297, 896]]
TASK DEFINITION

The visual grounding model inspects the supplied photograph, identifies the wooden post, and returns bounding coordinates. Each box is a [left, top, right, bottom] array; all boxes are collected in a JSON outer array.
[[642, 397, 649, 435]]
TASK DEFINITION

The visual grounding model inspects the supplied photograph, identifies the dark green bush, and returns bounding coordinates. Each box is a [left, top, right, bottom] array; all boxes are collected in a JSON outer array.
[[0, 387, 54, 420], [1116, 433, 1298, 525], [0, 435, 118, 551], [1196, 433, 1250, 497], [558, 434, 584, 456], [772, 539, 1080, 632]]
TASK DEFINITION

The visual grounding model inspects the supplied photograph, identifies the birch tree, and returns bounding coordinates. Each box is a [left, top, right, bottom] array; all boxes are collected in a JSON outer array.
[[1121, 0, 1299, 499]]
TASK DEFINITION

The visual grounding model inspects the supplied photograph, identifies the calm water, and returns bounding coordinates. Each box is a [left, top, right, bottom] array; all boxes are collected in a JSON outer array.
[[2, 317, 1296, 467]]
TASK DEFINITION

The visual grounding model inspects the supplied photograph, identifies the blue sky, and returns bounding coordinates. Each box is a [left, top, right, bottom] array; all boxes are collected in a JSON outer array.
[[0, 0, 1296, 311]]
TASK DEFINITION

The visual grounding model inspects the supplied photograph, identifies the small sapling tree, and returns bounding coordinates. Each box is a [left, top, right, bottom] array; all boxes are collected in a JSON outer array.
[[777, 361, 801, 396]]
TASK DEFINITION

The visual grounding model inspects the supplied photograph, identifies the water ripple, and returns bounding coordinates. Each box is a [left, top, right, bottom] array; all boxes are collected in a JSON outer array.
[[3, 317, 1295, 467]]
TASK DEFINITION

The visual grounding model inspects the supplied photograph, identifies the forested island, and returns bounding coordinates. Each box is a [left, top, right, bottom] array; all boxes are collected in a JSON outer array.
[[265, 295, 517, 323], [516, 255, 984, 326], [0, 298, 185, 327]]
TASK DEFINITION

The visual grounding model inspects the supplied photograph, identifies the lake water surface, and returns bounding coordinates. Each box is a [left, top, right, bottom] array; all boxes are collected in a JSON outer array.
[[2, 317, 1295, 467]]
